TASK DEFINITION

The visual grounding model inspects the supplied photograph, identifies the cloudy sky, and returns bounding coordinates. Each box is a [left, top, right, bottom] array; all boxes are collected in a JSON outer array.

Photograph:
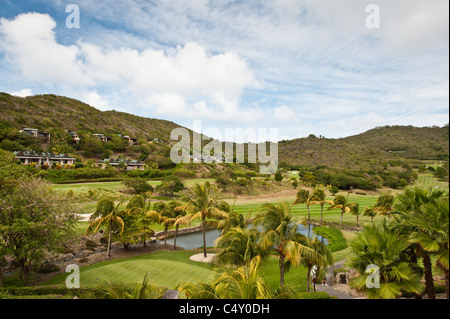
[[0, 0, 448, 141]]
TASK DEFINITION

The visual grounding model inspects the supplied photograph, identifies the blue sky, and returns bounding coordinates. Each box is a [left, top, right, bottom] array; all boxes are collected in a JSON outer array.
[[0, 0, 448, 142]]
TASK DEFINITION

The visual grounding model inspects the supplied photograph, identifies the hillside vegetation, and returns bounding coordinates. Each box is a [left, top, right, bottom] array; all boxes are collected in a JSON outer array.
[[0, 92, 448, 189]]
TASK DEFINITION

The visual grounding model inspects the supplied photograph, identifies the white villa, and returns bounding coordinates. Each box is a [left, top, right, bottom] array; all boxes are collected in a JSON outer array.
[[19, 128, 51, 141], [14, 151, 76, 167], [98, 158, 145, 171]]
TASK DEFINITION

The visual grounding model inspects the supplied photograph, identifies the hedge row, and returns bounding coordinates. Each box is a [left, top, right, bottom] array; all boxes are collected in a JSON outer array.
[[313, 226, 348, 252], [0, 286, 334, 299], [0, 286, 102, 299]]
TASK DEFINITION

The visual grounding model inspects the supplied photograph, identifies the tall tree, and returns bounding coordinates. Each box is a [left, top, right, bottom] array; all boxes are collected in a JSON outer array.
[[374, 193, 395, 221], [86, 196, 125, 258], [328, 194, 352, 226], [0, 178, 78, 283], [309, 188, 333, 222], [348, 202, 361, 226], [293, 189, 314, 220], [348, 220, 423, 299], [363, 206, 377, 223], [296, 237, 334, 292], [179, 182, 228, 257], [254, 201, 319, 286], [392, 187, 448, 299]]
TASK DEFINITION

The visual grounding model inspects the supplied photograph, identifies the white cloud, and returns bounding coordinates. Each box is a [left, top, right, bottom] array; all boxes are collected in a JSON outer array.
[[0, 13, 261, 122], [0, 1, 448, 141], [11, 88, 33, 97], [273, 105, 301, 123], [0, 13, 92, 87]]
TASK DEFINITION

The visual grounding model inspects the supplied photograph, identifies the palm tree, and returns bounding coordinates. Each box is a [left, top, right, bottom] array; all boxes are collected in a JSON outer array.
[[97, 273, 166, 299], [296, 236, 334, 292], [363, 206, 377, 223], [212, 226, 268, 267], [154, 201, 182, 245], [409, 198, 449, 298], [125, 193, 160, 247], [392, 186, 447, 299], [254, 201, 319, 286], [348, 220, 423, 299], [293, 189, 314, 220], [216, 201, 248, 234], [309, 188, 333, 223], [348, 202, 361, 226], [328, 194, 352, 226], [180, 182, 229, 257], [178, 256, 300, 299], [374, 193, 395, 221], [86, 196, 125, 258]]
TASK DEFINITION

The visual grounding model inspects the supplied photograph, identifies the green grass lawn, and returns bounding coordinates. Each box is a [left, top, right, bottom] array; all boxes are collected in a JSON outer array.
[[233, 193, 381, 226], [415, 173, 449, 191], [43, 249, 311, 293]]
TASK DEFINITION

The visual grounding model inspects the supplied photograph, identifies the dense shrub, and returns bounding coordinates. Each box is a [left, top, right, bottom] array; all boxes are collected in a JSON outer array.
[[122, 177, 154, 194], [313, 226, 347, 252], [39, 167, 119, 182], [125, 169, 168, 179]]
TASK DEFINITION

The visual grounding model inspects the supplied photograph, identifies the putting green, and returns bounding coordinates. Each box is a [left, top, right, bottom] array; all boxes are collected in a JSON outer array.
[[79, 259, 219, 288]]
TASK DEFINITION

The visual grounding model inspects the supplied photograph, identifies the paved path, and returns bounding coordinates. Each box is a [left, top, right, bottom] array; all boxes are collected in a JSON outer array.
[[315, 259, 356, 299]]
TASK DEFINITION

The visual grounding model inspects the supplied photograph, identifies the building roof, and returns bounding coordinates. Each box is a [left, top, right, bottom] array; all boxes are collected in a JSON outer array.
[[14, 151, 76, 160]]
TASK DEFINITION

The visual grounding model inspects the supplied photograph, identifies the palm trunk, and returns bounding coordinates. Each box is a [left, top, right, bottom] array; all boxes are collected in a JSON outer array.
[[202, 217, 207, 258], [437, 259, 449, 299], [410, 245, 422, 299], [279, 254, 285, 286], [356, 215, 360, 226], [164, 225, 169, 245], [340, 211, 343, 226], [422, 252, 435, 299], [307, 205, 310, 220], [174, 225, 179, 249], [107, 221, 113, 258], [306, 265, 312, 292]]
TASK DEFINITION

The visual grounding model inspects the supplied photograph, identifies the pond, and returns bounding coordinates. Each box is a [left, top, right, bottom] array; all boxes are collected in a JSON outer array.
[[156, 224, 328, 250]]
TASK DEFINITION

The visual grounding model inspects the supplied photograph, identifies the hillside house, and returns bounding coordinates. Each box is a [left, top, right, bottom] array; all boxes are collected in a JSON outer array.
[[93, 133, 112, 142], [151, 138, 168, 145], [66, 130, 81, 144], [118, 134, 138, 145], [14, 151, 76, 167], [98, 158, 145, 171], [19, 128, 51, 142]]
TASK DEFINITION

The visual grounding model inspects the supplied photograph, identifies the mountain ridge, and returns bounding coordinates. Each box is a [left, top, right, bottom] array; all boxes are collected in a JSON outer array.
[[1, 92, 448, 169]]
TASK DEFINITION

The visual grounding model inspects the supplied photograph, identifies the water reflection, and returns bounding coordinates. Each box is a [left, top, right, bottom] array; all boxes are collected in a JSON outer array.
[[157, 224, 328, 250]]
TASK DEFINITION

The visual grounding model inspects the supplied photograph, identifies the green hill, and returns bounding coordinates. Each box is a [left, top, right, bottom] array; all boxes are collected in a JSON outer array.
[[278, 125, 449, 170], [1, 92, 448, 171], [0, 92, 183, 142]]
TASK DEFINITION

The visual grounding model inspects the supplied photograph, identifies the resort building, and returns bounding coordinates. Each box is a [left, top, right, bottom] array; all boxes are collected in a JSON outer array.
[[66, 130, 81, 144], [19, 128, 51, 142], [98, 158, 145, 171], [150, 138, 168, 145], [118, 134, 139, 145], [14, 151, 76, 167], [93, 133, 112, 142]]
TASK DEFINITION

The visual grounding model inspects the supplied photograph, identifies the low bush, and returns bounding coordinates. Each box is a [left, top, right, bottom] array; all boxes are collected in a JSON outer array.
[[297, 291, 335, 299], [313, 226, 347, 252]]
